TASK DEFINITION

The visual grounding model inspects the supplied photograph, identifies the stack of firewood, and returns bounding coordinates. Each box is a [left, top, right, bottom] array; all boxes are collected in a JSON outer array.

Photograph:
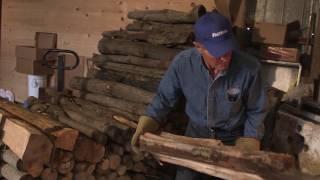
[[0, 99, 80, 180], [88, 5, 206, 92], [0, 98, 170, 180]]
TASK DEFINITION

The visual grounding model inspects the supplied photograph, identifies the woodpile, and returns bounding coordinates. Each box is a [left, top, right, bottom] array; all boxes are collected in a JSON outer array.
[[0, 97, 171, 180], [89, 5, 207, 92]]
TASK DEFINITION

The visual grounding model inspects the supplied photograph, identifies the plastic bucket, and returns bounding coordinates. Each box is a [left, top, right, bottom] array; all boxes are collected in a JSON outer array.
[[28, 75, 47, 98]]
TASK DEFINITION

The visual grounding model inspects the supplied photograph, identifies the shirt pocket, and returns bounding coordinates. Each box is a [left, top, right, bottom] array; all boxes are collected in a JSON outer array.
[[224, 91, 243, 116]]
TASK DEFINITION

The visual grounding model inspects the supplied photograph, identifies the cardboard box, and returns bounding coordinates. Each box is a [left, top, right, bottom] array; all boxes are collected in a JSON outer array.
[[261, 47, 300, 62], [16, 58, 53, 75], [35, 32, 57, 49], [15, 32, 58, 75], [252, 22, 287, 45], [252, 21, 300, 45]]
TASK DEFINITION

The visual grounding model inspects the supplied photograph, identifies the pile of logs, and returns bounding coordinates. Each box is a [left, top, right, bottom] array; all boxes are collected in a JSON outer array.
[[0, 97, 171, 180], [89, 5, 207, 92]]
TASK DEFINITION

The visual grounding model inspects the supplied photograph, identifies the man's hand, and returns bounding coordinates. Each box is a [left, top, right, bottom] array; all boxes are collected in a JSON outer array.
[[235, 137, 260, 152], [131, 116, 159, 154]]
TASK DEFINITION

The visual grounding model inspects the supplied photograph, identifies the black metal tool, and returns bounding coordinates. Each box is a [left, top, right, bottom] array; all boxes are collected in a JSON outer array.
[[42, 49, 80, 92]]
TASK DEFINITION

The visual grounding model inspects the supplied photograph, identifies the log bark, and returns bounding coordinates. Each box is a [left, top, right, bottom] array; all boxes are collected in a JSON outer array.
[[69, 77, 155, 104], [83, 93, 147, 117], [140, 133, 295, 177], [91, 54, 170, 70], [63, 108, 110, 133], [0, 164, 32, 180], [98, 38, 181, 61], [0, 99, 79, 151], [88, 68, 160, 92], [102, 29, 193, 45], [58, 114, 107, 144], [1, 117, 51, 176], [127, 5, 206, 24], [126, 20, 193, 32], [98, 62, 165, 79], [74, 136, 105, 163]]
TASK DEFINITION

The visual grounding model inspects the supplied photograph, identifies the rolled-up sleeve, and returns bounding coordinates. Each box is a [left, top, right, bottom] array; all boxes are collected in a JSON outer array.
[[244, 69, 268, 139], [145, 56, 183, 123]]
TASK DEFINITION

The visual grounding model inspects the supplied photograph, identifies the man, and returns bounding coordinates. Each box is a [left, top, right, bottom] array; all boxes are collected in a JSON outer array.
[[131, 12, 268, 179]]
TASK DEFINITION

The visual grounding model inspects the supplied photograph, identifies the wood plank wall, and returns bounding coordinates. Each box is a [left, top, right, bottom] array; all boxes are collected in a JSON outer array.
[[0, 0, 215, 102]]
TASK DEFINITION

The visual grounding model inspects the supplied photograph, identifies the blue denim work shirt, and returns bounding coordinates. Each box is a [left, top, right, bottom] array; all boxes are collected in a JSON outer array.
[[146, 48, 268, 139]]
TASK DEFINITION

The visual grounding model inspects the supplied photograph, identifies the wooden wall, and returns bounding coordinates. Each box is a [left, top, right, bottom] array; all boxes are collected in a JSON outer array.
[[0, 0, 215, 102]]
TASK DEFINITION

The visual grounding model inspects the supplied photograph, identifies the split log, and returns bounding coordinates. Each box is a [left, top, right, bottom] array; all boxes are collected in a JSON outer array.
[[74, 162, 96, 174], [140, 132, 296, 178], [1, 117, 51, 176], [58, 114, 107, 144], [117, 165, 128, 176], [40, 168, 58, 180], [0, 164, 32, 180], [74, 172, 95, 180], [113, 115, 138, 129], [74, 136, 105, 163], [97, 158, 110, 171], [126, 20, 193, 32], [98, 38, 181, 61], [0, 99, 79, 151], [69, 77, 155, 104], [88, 68, 160, 92], [98, 62, 165, 79], [52, 151, 74, 175], [154, 153, 263, 180], [109, 154, 121, 170], [127, 5, 206, 24], [91, 54, 170, 70], [83, 93, 147, 117]]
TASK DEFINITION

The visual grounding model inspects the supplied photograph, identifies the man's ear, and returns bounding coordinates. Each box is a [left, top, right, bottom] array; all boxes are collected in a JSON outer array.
[[193, 42, 204, 54]]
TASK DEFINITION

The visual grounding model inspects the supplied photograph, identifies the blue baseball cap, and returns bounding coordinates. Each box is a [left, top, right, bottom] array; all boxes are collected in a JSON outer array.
[[194, 12, 237, 58]]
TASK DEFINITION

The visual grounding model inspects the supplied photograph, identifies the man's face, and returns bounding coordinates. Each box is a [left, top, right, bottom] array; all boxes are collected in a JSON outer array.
[[194, 42, 232, 72]]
